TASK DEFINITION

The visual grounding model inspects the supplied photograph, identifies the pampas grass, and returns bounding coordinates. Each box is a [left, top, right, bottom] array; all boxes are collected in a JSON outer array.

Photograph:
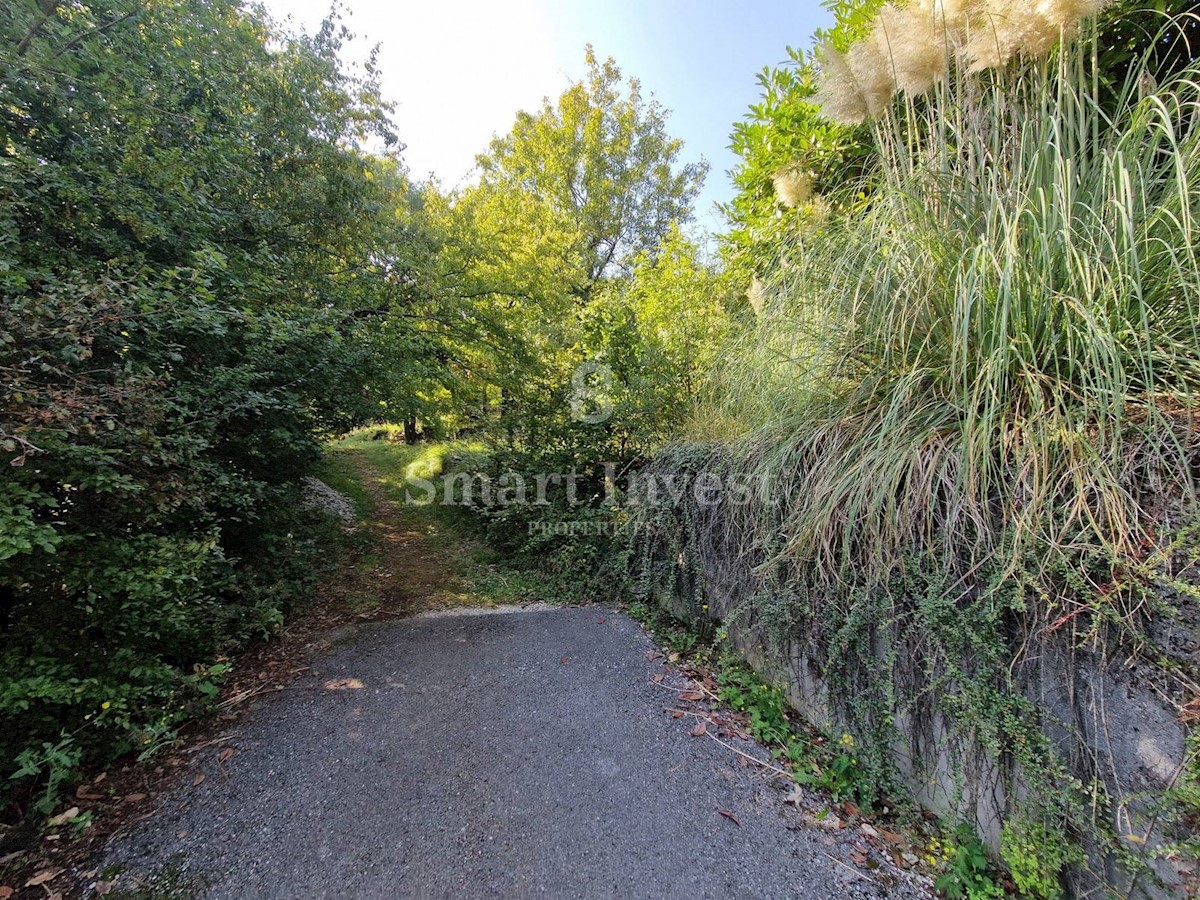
[[772, 167, 815, 207], [706, 14, 1200, 583], [815, 0, 1117, 120]]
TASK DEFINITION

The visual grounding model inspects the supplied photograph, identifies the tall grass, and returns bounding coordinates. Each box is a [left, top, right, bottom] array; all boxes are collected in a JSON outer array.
[[705, 16, 1200, 589]]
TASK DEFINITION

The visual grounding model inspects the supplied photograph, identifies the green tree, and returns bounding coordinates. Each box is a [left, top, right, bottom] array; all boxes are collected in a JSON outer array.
[[0, 0, 420, 812], [474, 46, 708, 303], [458, 47, 708, 447], [604, 224, 736, 449]]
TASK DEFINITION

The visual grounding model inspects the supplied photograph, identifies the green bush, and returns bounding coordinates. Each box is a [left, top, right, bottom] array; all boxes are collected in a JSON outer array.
[[0, 0, 398, 814]]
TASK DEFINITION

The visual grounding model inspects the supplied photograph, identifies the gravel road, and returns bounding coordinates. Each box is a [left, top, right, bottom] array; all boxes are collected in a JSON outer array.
[[102, 607, 930, 899]]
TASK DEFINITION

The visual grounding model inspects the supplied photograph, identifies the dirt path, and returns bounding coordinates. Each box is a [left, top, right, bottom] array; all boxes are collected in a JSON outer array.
[[332, 452, 482, 614], [91, 449, 932, 899]]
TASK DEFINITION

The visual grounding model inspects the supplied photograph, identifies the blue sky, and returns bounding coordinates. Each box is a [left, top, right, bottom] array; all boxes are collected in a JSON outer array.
[[260, 0, 834, 233]]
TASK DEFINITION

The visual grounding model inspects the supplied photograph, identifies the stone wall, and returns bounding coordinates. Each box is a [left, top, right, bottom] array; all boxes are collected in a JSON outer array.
[[646, 541, 1195, 897]]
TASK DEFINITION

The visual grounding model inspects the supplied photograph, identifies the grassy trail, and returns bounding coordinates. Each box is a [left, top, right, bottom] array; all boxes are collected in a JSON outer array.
[[320, 432, 561, 614]]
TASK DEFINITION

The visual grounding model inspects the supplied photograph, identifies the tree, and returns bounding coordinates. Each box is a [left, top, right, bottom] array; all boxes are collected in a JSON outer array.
[[472, 46, 707, 304], [723, 0, 883, 283], [0, 0, 419, 812], [456, 48, 708, 444]]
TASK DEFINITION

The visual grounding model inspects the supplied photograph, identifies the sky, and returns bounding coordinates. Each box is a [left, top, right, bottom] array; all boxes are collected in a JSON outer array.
[[259, 0, 834, 235]]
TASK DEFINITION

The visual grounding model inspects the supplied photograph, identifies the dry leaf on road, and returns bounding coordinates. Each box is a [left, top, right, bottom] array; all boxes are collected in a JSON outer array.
[[25, 869, 62, 887], [47, 806, 80, 827], [322, 678, 363, 690]]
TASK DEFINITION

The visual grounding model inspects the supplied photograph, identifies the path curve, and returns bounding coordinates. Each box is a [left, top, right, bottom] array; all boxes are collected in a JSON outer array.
[[102, 607, 929, 898]]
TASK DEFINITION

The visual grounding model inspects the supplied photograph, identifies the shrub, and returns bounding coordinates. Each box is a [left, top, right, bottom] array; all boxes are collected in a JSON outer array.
[[0, 0, 396, 815]]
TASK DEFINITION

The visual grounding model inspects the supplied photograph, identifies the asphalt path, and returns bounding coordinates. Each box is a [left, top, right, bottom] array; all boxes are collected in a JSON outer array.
[[104, 607, 929, 899]]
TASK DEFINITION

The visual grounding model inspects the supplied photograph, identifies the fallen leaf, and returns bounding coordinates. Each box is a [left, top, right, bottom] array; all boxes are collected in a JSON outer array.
[[596, 618, 606, 624], [860, 823, 879, 839], [651, 673, 664, 684], [667, 652, 680, 662], [322, 678, 363, 690], [560, 656, 569, 664], [842, 801, 860, 817], [93, 772, 107, 784], [671, 711, 683, 719], [645, 651, 656, 661], [678, 690, 704, 702], [811, 812, 844, 831], [25, 869, 62, 887], [217, 748, 235, 764], [850, 851, 869, 866], [0, 887, 13, 899], [690, 721, 707, 737], [718, 809, 741, 826], [76, 786, 103, 800], [193, 772, 205, 786], [123, 793, 146, 803], [880, 829, 904, 846], [890, 848, 905, 868], [47, 806, 80, 827]]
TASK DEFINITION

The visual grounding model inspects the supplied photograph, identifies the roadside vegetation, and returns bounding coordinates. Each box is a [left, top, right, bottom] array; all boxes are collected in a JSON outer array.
[[3, 0, 1199, 896]]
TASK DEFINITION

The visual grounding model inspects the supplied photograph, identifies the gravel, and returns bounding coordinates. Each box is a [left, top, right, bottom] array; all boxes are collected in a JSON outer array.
[[101, 607, 932, 899], [299, 476, 357, 523]]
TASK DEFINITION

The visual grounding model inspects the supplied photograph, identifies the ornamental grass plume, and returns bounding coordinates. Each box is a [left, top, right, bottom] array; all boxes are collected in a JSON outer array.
[[747, 276, 765, 317], [847, 30, 899, 117], [963, 0, 1057, 70], [772, 167, 815, 207], [813, 0, 1115, 120], [874, 1, 954, 97], [812, 43, 869, 125], [960, 0, 1115, 72], [925, 0, 975, 31]]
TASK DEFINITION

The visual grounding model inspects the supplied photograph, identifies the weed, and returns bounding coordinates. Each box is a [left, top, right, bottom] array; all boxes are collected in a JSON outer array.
[[934, 824, 1004, 900]]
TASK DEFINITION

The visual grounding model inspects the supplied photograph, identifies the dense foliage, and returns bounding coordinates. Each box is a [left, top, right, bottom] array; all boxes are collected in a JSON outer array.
[[438, 50, 730, 568], [630, 2, 1200, 895], [0, 0, 408, 814]]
